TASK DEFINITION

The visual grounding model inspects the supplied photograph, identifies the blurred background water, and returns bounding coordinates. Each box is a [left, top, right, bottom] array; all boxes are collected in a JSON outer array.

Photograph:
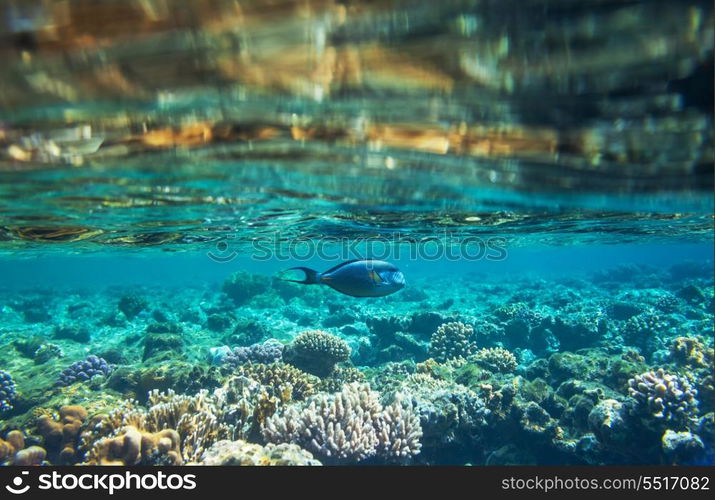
[[0, 0, 712, 261]]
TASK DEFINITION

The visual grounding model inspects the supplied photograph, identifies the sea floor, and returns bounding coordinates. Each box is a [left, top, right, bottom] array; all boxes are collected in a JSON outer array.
[[0, 257, 713, 465]]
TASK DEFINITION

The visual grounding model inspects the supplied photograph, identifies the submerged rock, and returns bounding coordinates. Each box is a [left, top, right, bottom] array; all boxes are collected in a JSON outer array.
[[661, 430, 706, 465]]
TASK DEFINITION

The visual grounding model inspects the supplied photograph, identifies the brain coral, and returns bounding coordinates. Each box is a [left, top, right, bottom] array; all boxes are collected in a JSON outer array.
[[36, 405, 88, 464]]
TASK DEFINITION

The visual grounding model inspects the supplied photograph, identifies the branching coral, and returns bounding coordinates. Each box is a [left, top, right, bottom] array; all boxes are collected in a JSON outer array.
[[142, 389, 232, 463], [283, 330, 351, 377], [81, 375, 285, 464], [622, 312, 667, 355], [262, 383, 422, 464], [212, 376, 276, 439], [429, 321, 475, 362], [628, 369, 699, 428]]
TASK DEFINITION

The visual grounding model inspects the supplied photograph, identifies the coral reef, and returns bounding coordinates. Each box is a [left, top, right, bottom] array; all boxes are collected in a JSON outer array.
[[222, 272, 270, 305], [654, 293, 681, 313], [263, 383, 422, 464], [215, 340, 284, 368], [0, 370, 17, 412], [622, 312, 668, 357], [206, 313, 233, 332], [82, 375, 291, 464], [661, 430, 706, 465], [283, 330, 351, 377], [0, 430, 46, 465], [472, 348, 518, 373], [224, 319, 271, 346], [54, 324, 91, 343], [0, 258, 712, 466], [200, 440, 321, 465], [87, 426, 182, 465], [57, 356, 112, 387], [34, 343, 64, 364], [669, 337, 712, 369], [317, 365, 366, 393], [235, 363, 318, 402], [627, 369, 699, 428], [36, 405, 88, 464], [143, 322, 184, 361], [429, 322, 475, 362], [389, 372, 491, 457], [118, 295, 148, 320]]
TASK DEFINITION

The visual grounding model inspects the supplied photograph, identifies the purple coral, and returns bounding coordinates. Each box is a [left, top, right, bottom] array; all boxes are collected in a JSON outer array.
[[628, 369, 699, 427], [219, 340, 284, 367], [56, 355, 112, 387], [0, 370, 17, 412]]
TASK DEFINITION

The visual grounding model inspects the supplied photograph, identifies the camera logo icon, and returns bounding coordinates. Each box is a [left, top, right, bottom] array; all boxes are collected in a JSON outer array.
[[5, 471, 30, 495]]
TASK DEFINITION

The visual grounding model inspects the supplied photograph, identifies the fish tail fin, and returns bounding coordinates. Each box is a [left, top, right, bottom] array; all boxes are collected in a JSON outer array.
[[283, 267, 321, 285]]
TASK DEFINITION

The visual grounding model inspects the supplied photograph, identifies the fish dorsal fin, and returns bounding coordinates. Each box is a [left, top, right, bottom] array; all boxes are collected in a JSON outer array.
[[322, 259, 365, 275]]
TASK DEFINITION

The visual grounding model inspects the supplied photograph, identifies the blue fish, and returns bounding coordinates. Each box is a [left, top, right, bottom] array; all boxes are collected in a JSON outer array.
[[283, 259, 405, 297]]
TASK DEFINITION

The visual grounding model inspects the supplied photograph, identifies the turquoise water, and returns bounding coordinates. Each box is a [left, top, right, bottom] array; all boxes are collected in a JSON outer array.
[[0, 0, 713, 466], [0, 243, 713, 288]]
